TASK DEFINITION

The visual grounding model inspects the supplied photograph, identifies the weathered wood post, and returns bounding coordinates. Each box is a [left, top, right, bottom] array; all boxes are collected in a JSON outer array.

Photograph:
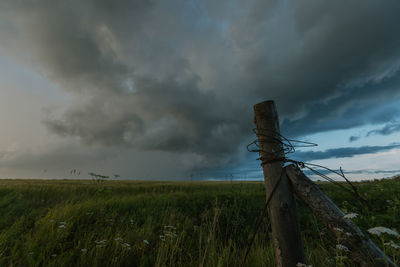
[[253, 100, 305, 266], [285, 164, 396, 267]]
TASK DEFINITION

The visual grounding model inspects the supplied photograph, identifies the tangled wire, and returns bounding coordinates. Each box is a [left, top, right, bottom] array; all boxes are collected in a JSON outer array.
[[242, 128, 370, 266], [246, 128, 368, 205]]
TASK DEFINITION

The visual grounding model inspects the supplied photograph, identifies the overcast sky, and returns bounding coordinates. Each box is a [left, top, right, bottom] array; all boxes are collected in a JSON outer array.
[[1, 0, 400, 180]]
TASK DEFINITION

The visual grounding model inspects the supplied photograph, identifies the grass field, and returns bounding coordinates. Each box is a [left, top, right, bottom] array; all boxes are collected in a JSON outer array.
[[0, 178, 399, 266]]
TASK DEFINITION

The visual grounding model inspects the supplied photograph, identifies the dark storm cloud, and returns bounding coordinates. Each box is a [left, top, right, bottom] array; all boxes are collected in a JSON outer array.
[[1, 0, 400, 170], [292, 144, 400, 162]]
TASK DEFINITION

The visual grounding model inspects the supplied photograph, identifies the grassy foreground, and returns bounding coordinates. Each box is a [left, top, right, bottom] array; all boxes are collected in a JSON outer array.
[[0, 178, 399, 266]]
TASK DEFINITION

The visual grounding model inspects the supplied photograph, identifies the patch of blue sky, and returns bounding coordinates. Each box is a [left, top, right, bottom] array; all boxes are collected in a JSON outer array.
[[123, 79, 135, 92], [222, 118, 400, 181], [299, 123, 400, 152]]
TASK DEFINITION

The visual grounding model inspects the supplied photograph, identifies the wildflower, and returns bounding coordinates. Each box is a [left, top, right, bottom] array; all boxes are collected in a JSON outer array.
[[58, 225, 66, 229], [81, 249, 87, 253], [59, 222, 67, 225], [367, 227, 399, 237], [384, 241, 400, 249], [333, 227, 343, 232], [114, 237, 123, 241], [296, 263, 312, 267], [143, 240, 149, 245], [336, 244, 349, 252], [343, 213, 358, 219], [51, 254, 57, 257], [122, 243, 131, 247], [95, 240, 107, 244]]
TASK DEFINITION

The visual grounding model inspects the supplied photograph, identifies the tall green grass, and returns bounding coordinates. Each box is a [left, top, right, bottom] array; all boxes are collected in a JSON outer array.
[[0, 179, 399, 266]]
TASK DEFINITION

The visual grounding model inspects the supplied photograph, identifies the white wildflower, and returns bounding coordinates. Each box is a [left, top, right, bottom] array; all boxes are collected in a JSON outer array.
[[114, 237, 123, 241], [95, 240, 107, 244], [122, 243, 131, 247], [368, 227, 399, 237], [296, 263, 312, 267], [81, 249, 87, 252], [58, 225, 66, 229], [336, 244, 349, 252], [343, 213, 358, 219], [51, 254, 57, 257], [333, 227, 343, 232], [143, 240, 149, 245], [384, 241, 400, 249], [59, 222, 66, 225]]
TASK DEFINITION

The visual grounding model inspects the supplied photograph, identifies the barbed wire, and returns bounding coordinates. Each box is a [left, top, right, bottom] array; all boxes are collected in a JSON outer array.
[[241, 166, 283, 266], [242, 128, 370, 266], [246, 127, 368, 205]]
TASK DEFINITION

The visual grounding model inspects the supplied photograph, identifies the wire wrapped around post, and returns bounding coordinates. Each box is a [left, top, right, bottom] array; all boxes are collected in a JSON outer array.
[[253, 100, 305, 267]]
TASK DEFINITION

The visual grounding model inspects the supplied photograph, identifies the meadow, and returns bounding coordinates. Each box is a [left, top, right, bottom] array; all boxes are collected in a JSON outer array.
[[0, 177, 399, 266]]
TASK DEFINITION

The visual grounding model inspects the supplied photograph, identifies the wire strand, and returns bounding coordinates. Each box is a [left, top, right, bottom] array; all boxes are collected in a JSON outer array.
[[247, 128, 368, 206], [241, 167, 285, 266], [242, 128, 370, 266]]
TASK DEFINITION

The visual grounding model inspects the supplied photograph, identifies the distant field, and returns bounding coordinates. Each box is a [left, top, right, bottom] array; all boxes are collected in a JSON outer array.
[[0, 178, 399, 266]]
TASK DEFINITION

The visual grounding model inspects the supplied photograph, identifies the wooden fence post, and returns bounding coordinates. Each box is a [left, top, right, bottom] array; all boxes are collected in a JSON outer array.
[[253, 100, 305, 266], [285, 164, 396, 267]]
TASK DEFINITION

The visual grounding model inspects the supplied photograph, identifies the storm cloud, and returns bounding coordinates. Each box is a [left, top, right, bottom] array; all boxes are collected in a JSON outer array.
[[292, 144, 400, 162], [367, 121, 400, 137], [1, 0, 400, 173]]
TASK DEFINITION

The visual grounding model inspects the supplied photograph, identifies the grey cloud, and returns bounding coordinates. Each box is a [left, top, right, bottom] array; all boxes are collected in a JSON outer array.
[[1, 0, 400, 173], [367, 122, 400, 137], [344, 169, 400, 175], [349, 136, 360, 142], [291, 144, 400, 162], [302, 168, 400, 180]]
